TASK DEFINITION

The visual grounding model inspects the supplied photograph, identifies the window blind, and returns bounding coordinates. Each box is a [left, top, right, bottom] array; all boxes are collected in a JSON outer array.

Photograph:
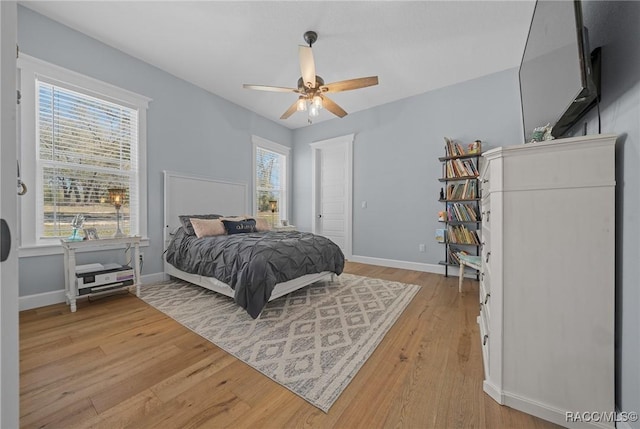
[[255, 147, 285, 223], [37, 80, 139, 239]]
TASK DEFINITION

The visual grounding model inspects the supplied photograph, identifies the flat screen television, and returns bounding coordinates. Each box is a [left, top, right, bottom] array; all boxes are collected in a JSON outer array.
[[519, 0, 600, 142]]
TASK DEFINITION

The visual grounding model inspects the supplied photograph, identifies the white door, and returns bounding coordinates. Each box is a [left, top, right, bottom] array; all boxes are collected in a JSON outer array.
[[0, 2, 20, 428], [310, 134, 353, 259]]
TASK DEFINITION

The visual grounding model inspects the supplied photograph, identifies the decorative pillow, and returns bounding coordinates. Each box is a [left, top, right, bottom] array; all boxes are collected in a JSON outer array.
[[190, 218, 226, 238], [255, 218, 271, 232], [220, 215, 250, 221], [179, 214, 223, 235], [222, 219, 258, 234]]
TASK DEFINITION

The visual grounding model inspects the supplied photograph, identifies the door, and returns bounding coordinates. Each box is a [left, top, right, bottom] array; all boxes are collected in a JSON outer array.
[[310, 134, 353, 259], [0, 2, 20, 427]]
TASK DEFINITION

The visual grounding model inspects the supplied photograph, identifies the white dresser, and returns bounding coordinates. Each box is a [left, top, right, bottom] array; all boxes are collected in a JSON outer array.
[[478, 134, 616, 429]]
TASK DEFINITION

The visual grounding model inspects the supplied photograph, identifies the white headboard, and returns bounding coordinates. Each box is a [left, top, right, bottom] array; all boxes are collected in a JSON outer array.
[[163, 171, 248, 244]]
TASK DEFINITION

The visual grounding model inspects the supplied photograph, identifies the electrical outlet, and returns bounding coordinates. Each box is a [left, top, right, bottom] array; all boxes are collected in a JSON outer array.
[[139, 252, 144, 263], [419, 244, 426, 252]]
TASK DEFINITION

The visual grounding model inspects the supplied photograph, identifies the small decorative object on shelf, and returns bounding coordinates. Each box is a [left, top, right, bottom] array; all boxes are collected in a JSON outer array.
[[84, 227, 99, 240], [529, 123, 554, 143], [437, 137, 483, 277], [68, 214, 85, 241], [468, 140, 482, 154]]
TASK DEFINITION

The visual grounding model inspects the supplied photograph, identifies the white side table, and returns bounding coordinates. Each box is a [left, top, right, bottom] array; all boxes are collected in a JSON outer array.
[[60, 236, 141, 312]]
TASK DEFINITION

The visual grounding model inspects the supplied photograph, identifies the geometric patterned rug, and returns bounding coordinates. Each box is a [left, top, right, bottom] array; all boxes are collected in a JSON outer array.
[[139, 273, 420, 412]]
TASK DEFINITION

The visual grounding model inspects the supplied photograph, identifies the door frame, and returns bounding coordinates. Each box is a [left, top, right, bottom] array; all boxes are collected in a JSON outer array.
[[310, 133, 353, 259], [0, 2, 20, 428]]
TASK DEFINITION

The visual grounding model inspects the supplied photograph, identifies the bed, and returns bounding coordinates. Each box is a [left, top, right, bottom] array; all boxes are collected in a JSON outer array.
[[163, 171, 345, 318]]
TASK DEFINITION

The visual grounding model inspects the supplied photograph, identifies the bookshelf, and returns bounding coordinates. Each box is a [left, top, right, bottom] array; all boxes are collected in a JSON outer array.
[[437, 137, 482, 277]]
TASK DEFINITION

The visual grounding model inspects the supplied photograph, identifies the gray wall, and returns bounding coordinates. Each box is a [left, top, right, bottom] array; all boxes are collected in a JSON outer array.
[[17, 6, 292, 296], [579, 1, 640, 424], [292, 69, 523, 265]]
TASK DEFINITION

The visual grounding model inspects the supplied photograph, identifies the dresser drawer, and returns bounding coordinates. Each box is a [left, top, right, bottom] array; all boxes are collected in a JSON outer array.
[[478, 308, 490, 378], [480, 275, 491, 310]]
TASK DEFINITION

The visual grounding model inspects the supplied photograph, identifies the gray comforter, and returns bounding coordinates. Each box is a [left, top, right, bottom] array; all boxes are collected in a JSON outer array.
[[165, 228, 345, 318]]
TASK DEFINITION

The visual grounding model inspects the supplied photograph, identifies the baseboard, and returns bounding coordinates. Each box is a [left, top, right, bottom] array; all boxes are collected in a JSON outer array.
[[141, 272, 167, 284], [502, 390, 615, 429], [348, 254, 476, 278], [19, 271, 166, 311], [19, 289, 67, 311]]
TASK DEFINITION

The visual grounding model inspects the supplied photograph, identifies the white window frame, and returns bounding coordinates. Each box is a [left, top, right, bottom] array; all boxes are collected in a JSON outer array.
[[251, 135, 290, 224], [18, 54, 150, 256]]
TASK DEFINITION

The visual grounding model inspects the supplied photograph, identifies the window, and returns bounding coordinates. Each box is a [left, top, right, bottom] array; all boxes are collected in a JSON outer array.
[[252, 136, 290, 228], [18, 55, 150, 250]]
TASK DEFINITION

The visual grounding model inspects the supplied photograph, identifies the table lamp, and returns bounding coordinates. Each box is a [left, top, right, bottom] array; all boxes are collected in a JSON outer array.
[[108, 188, 126, 238]]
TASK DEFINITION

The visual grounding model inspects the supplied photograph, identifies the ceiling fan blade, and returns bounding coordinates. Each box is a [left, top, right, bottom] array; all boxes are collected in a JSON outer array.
[[243, 84, 299, 93], [321, 95, 348, 118], [280, 99, 299, 120], [322, 76, 379, 93], [298, 45, 316, 89]]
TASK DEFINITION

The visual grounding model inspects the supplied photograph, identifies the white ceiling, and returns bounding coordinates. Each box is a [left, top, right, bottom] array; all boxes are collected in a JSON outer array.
[[21, 1, 536, 129]]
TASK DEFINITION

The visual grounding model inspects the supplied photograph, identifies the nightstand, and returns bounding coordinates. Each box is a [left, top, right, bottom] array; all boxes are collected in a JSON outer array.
[[60, 236, 142, 312]]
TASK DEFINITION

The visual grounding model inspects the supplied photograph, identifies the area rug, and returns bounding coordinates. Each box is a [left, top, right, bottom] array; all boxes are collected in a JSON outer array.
[[139, 273, 420, 412]]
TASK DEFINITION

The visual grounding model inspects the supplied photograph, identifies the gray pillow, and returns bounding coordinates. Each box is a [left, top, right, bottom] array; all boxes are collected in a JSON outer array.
[[179, 214, 223, 235]]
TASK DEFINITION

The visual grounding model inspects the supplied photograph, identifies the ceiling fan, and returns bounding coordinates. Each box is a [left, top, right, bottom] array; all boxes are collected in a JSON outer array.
[[243, 31, 379, 123]]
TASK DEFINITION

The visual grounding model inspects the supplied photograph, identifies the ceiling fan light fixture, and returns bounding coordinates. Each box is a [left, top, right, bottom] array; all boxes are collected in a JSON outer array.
[[242, 30, 378, 124], [312, 94, 323, 109], [296, 96, 307, 112]]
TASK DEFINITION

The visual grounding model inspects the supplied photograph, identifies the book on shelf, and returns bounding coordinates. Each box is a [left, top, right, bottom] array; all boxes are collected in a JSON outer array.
[[435, 229, 446, 243], [446, 224, 480, 245], [444, 159, 478, 178], [444, 137, 483, 159], [445, 179, 477, 200], [444, 137, 465, 157], [448, 248, 470, 265], [446, 202, 479, 222]]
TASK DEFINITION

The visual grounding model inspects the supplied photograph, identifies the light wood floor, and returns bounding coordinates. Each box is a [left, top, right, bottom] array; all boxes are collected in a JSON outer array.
[[20, 262, 562, 429]]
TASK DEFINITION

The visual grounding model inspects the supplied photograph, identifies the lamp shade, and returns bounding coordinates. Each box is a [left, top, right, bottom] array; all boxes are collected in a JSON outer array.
[[296, 96, 307, 112], [108, 188, 126, 209], [312, 94, 323, 109]]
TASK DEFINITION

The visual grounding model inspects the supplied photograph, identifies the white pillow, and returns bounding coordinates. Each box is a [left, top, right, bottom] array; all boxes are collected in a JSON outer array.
[[190, 218, 226, 238]]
